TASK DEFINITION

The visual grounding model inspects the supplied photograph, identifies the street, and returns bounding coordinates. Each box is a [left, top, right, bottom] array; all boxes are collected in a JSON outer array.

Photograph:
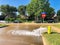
[[0, 23, 43, 45]]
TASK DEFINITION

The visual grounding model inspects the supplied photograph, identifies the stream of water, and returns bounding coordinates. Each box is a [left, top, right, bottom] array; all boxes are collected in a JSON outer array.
[[8, 27, 47, 36]]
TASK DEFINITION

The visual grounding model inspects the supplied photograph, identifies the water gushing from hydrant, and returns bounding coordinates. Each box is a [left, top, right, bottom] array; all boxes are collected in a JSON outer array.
[[8, 27, 47, 36]]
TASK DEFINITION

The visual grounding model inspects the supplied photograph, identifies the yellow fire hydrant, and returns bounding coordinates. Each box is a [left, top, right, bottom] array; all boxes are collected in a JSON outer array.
[[48, 26, 51, 34]]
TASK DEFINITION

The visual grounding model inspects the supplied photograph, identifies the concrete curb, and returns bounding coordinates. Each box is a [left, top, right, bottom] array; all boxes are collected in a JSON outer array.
[[42, 35, 49, 45]]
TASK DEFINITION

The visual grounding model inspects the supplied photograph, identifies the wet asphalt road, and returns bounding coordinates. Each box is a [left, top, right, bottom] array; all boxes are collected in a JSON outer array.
[[0, 23, 43, 45]]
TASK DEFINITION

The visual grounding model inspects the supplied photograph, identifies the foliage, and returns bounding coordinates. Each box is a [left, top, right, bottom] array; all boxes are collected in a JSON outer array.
[[0, 5, 17, 19], [16, 18, 26, 23], [0, 15, 5, 20], [0, 5, 17, 13], [5, 17, 15, 22], [57, 10, 60, 16], [0, 0, 56, 22], [18, 5, 26, 15], [27, 0, 46, 16], [46, 7, 55, 19], [26, 0, 55, 21], [57, 10, 60, 21]]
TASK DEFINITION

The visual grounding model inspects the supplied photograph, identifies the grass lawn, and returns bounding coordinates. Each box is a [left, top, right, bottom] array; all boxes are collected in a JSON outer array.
[[53, 24, 60, 28], [43, 32, 60, 45], [0, 24, 8, 28]]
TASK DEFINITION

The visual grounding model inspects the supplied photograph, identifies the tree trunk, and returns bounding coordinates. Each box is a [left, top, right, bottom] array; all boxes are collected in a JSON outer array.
[[35, 16, 38, 22]]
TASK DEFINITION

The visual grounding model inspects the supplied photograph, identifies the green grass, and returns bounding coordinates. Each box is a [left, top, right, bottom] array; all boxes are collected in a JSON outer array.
[[54, 25, 60, 28], [53, 24, 60, 28], [43, 32, 60, 45], [0, 24, 8, 28]]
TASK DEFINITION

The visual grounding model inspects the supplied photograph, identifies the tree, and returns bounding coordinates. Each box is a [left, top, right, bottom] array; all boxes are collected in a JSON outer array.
[[0, 5, 17, 19], [57, 10, 60, 16], [0, 15, 5, 20], [44, 0, 55, 19], [26, 0, 55, 21], [57, 10, 60, 21], [46, 7, 55, 19], [18, 5, 28, 22], [26, 0, 48, 21], [18, 5, 26, 15]]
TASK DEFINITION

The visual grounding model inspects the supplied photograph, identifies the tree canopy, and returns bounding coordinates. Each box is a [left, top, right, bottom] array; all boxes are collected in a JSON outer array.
[[18, 5, 26, 15], [26, 0, 55, 20], [0, 0, 57, 22], [0, 5, 17, 18], [57, 10, 60, 16]]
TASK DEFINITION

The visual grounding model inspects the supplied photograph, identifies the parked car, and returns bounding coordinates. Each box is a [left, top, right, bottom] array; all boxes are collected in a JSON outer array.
[[14, 20, 22, 23], [48, 19, 54, 23], [35, 20, 42, 23]]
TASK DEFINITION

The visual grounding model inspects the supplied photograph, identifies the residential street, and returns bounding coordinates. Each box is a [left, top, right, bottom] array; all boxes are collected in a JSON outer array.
[[0, 23, 43, 45]]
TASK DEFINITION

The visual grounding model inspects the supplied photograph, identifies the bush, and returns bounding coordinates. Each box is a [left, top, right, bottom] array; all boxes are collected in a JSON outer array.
[[14, 18, 26, 23], [35, 20, 42, 23], [5, 17, 15, 22]]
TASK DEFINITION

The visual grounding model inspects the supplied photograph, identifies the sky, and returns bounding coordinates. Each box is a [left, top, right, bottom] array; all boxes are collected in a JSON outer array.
[[0, 0, 60, 13]]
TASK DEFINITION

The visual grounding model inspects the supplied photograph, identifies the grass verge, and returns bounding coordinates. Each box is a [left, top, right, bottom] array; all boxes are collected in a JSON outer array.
[[0, 24, 8, 28], [43, 32, 60, 45], [53, 23, 60, 28]]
